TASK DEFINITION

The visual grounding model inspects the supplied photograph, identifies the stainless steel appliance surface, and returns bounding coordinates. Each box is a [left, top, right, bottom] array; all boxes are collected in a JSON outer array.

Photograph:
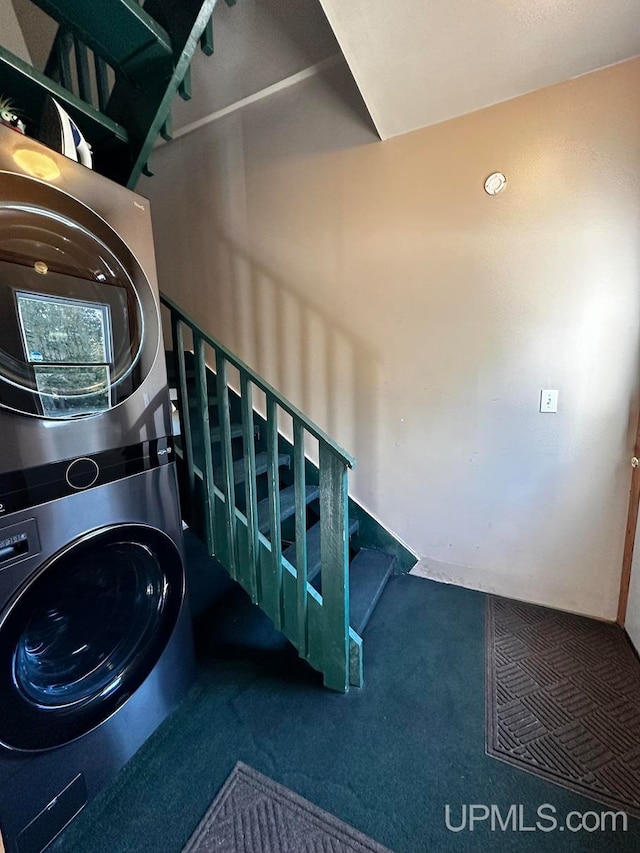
[[0, 126, 193, 853], [0, 125, 170, 476], [0, 462, 194, 853]]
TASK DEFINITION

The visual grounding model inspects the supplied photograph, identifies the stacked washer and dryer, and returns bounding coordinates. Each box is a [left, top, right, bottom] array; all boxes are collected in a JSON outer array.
[[0, 126, 194, 853]]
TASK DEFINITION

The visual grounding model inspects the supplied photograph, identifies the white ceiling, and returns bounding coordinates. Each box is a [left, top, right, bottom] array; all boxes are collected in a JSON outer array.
[[318, 0, 640, 139], [6, 0, 639, 142]]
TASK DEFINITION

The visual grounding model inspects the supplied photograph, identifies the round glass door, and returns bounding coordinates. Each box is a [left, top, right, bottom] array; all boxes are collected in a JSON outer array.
[[0, 173, 159, 418], [0, 526, 184, 751]]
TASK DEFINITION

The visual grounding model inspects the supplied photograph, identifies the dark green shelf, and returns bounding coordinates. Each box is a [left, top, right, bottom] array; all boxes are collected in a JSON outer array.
[[0, 44, 129, 149]]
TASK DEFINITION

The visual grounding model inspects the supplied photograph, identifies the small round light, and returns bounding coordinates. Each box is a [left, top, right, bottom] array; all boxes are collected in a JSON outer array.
[[484, 172, 507, 195], [34, 261, 48, 275]]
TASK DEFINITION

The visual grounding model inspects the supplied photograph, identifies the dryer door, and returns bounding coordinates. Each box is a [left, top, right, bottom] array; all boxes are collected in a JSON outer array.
[[0, 525, 184, 752], [0, 173, 159, 418]]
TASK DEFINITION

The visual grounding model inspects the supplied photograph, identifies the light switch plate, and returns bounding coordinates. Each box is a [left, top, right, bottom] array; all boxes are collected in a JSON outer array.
[[540, 390, 558, 413]]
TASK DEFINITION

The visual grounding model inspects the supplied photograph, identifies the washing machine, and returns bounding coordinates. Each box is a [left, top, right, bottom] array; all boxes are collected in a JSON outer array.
[[0, 127, 195, 853]]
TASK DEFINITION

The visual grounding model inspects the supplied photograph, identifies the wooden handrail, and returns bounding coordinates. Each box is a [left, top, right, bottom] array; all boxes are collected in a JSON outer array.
[[160, 293, 356, 469]]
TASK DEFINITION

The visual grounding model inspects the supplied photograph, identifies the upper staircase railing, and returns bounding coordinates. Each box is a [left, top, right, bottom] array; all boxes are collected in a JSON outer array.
[[161, 293, 364, 692], [0, 0, 223, 187]]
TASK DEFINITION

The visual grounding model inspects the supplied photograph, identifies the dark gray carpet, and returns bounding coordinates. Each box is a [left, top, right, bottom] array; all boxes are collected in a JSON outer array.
[[182, 762, 393, 853], [486, 596, 640, 816]]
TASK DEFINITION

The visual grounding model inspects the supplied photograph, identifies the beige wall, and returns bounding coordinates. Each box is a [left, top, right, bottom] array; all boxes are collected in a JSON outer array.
[[10, 0, 56, 71], [171, 0, 341, 132], [141, 58, 640, 621], [0, 0, 31, 63]]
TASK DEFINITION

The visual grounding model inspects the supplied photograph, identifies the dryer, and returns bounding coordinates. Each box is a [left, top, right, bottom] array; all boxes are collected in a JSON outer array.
[[0, 128, 194, 852], [0, 124, 170, 472]]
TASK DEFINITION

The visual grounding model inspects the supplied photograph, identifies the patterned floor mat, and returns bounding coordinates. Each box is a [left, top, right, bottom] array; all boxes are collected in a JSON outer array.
[[486, 596, 640, 816], [182, 762, 393, 852]]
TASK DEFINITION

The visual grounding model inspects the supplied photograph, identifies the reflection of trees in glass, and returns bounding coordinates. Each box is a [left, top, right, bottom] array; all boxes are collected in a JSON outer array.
[[18, 295, 108, 364], [16, 294, 113, 416], [35, 367, 110, 417]]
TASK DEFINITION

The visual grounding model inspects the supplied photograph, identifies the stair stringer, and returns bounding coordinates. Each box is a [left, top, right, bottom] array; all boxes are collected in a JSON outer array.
[[249, 406, 418, 576], [170, 351, 414, 580]]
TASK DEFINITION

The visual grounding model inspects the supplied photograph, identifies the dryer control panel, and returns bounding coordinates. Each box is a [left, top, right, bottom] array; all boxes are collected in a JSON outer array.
[[0, 518, 40, 570], [0, 437, 174, 518]]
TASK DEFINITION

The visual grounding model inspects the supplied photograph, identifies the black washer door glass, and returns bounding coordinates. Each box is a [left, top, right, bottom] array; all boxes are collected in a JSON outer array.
[[0, 196, 147, 418], [0, 526, 183, 751]]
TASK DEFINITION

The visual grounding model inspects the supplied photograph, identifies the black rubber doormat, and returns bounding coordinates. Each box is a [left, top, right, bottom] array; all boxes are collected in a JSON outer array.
[[486, 596, 640, 816], [182, 762, 393, 853]]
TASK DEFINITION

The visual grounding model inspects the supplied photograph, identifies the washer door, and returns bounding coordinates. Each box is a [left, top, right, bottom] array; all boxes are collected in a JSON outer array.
[[0, 173, 159, 418], [0, 525, 184, 752]]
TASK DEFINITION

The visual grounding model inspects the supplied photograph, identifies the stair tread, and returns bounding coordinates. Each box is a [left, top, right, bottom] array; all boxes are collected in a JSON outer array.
[[167, 369, 198, 381], [35, 0, 173, 80], [165, 354, 221, 399], [168, 386, 218, 408], [257, 485, 319, 535], [210, 424, 244, 441], [188, 395, 219, 408], [188, 423, 255, 444], [165, 364, 214, 387], [214, 452, 290, 488], [348, 549, 395, 636], [282, 518, 359, 582]]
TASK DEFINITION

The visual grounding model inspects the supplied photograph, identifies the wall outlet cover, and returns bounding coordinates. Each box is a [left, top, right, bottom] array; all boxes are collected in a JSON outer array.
[[540, 389, 559, 413]]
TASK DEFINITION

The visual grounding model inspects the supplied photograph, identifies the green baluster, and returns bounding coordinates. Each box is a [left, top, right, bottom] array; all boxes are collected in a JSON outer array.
[[200, 16, 214, 56], [266, 395, 283, 630], [94, 54, 110, 112], [294, 419, 309, 657], [172, 318, 196, 524], [319, 446, 349, 692], [215, 352, 237, 579], [241, 374, 260, 603], [194, 334, 216, 555], [73, 36, 91, 103]]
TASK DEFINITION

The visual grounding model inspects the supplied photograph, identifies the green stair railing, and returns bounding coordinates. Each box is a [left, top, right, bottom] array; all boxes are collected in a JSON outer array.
[[161, 293, 364, 692]]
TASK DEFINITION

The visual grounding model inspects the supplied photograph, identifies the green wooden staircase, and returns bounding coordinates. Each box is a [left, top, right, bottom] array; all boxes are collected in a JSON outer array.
[[0, 1, 418, 691], [162, 295, 416, 691]]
